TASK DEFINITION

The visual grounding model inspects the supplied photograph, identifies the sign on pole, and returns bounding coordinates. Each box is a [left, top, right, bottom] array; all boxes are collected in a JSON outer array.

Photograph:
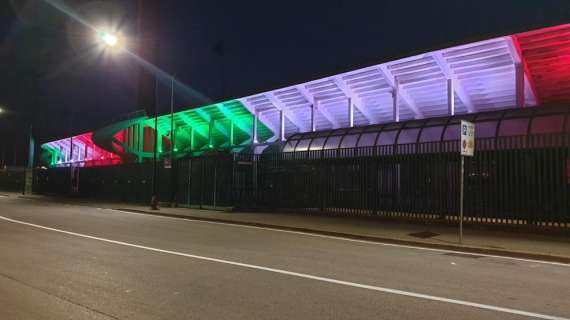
[[458, 120, 475, 244], [460, 120, 475, 157]]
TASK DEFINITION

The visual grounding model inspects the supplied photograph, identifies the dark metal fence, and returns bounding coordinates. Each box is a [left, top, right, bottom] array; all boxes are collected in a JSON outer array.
[[0, 168, 26, 193], [256, 133, 570, 228], [30, 133, 570, 229]]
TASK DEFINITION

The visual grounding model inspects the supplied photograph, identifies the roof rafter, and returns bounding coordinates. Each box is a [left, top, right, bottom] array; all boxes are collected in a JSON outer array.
[[505, 36, 539, 105], [332, 76, 377, 124], [195, 109, 230, 138], [295, 85, 340, 128], [238, 98, 281, 140], [431, 51, 477, 113], [377, 65, 424, 119], [216, 103, 253, 138], [265, 92, 310, 132]]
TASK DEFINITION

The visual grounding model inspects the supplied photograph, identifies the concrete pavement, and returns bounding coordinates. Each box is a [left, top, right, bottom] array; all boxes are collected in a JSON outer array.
[[11, 192, 570, 263], [1, 196, 570, 319]]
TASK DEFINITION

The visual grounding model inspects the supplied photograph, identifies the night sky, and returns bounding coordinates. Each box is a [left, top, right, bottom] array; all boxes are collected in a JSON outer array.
[[1, 0, 569, 166]]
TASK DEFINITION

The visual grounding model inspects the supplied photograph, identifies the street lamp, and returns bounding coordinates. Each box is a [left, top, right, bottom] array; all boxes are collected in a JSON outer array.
[[97, 31, 121, 48], [94, 29, 171, 209]]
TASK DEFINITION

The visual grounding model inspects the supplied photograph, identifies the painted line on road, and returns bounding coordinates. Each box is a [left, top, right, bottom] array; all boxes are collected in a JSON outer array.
[[106, 208, 570, 268], [0, 214, 567, 320]]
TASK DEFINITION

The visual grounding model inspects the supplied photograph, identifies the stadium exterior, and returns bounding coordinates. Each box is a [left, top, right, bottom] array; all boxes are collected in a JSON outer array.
[[36, 24, 570, 229]]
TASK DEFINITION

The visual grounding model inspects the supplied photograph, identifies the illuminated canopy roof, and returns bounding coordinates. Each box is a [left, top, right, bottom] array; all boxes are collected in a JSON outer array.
[[41, 23, 570, 167]]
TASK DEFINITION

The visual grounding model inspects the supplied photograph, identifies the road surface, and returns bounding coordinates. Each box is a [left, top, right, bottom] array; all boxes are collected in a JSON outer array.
[[0, 196, 569, 320]]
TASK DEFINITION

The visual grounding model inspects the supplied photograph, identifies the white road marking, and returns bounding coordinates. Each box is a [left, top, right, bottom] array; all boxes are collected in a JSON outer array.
[[107, 209, 570, 268], [0, 215, 568, 320]]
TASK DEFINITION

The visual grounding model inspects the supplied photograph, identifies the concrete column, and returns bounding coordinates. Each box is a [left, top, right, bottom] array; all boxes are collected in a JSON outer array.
[[209, 120, 214, 148], [279, 110, 285, 141], [229, 120, 235, 146], [515, 63, 526, 108], [252, 111, 258, 144], [447, 78, 455, 116], [392, 81, 400, 123], [189, 127, 194, 151], [69, 137, 73, 162], [157, 130, 163, 155], [137, 124, 144, 163], [348, 98, 354, 128], [311, 102, 316, 132]]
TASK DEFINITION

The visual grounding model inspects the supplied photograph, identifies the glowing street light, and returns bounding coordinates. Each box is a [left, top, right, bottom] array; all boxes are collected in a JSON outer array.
[[97, 31, 120, 48], [0, 107, 4, 114]]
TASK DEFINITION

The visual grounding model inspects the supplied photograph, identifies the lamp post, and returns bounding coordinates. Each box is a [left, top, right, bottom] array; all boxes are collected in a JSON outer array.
[[98, 30, 170, 210]]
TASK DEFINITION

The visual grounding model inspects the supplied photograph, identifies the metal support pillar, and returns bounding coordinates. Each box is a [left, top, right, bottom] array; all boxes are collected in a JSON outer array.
[[157, 131, 163, 155], [311, 103, 316, 132], [252, 111, 258, 144], [137, 124, 144, 163], [515, 63, 526, 108], [229, 120, 235, 146], [447, 78, 455, 116], [69, 137, 73, 162], [209, 119, 215, 148], [348, 98, 354, 128], [279, 110, 285, 142], [392, 81, 400, 123], [189, 127, 194, 151]]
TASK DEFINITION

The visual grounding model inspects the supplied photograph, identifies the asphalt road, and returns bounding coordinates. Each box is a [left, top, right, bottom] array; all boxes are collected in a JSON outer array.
[[0, 196, 569, 320]]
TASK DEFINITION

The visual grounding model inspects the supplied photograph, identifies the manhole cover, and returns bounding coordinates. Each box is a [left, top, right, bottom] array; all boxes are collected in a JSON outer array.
[[408, 231, 440, 239]]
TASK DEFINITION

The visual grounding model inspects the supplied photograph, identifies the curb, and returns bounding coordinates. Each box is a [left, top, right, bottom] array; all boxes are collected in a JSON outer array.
[[114, 208, 570, 265], [9, 195, 570, 264]]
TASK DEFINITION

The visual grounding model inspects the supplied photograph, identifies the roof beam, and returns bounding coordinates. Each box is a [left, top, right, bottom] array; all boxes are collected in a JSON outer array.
[[295, 85, 340, 128], [194, 109, 230, 138], [216, 103, 254, 138], [238, 98, 280, 141], [332, 76, 377, 124], [505, 36, 539, 106], [176, 112, 209, 138], [377, 65, 424, 119], [265, 92, 310, 132], [431, 51, 477, 113]]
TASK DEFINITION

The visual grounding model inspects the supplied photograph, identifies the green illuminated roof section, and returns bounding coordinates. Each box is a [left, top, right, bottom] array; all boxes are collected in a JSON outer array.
[[150, 100, 274, 153]]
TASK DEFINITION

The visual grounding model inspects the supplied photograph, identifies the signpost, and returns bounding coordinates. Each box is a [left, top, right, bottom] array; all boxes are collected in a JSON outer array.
[[459, 120, 475, 243]]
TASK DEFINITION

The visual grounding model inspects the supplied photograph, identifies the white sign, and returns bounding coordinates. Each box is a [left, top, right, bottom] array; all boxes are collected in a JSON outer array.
[[460, 120, 475, 157]]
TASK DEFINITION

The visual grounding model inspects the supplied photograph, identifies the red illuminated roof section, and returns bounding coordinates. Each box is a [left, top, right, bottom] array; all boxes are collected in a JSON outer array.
[[515, 23, 570, 106]]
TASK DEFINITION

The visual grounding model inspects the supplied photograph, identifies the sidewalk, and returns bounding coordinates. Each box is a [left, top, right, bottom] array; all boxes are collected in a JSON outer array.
[[9, 193, 570, 263]]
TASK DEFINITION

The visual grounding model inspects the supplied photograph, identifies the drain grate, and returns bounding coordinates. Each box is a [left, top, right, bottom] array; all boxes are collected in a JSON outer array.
[[408, 231, 440, 239]]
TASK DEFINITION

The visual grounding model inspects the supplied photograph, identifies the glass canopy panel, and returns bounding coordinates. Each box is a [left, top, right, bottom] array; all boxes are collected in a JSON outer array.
[[530, 115, 565, 134], [295, 139, 311, 152], [397, 128, 420, 144], [377, 130, 398, 145], [475, 121, 499, 138], [340, 134, 360, 148], [498, 118, 529, 137], [324, 135, 342, 149], [309, 137, 327, 151], [419, 126, 445, 142], [443, 124, 460, 141], [357, 132, 379, 147]]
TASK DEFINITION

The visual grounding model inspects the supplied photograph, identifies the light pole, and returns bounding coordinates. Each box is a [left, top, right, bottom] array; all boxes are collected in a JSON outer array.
[[97, 30, 167, 210]]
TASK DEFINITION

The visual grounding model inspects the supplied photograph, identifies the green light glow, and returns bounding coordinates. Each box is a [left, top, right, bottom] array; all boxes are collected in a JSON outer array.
[[40, 100, 275, 167]]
